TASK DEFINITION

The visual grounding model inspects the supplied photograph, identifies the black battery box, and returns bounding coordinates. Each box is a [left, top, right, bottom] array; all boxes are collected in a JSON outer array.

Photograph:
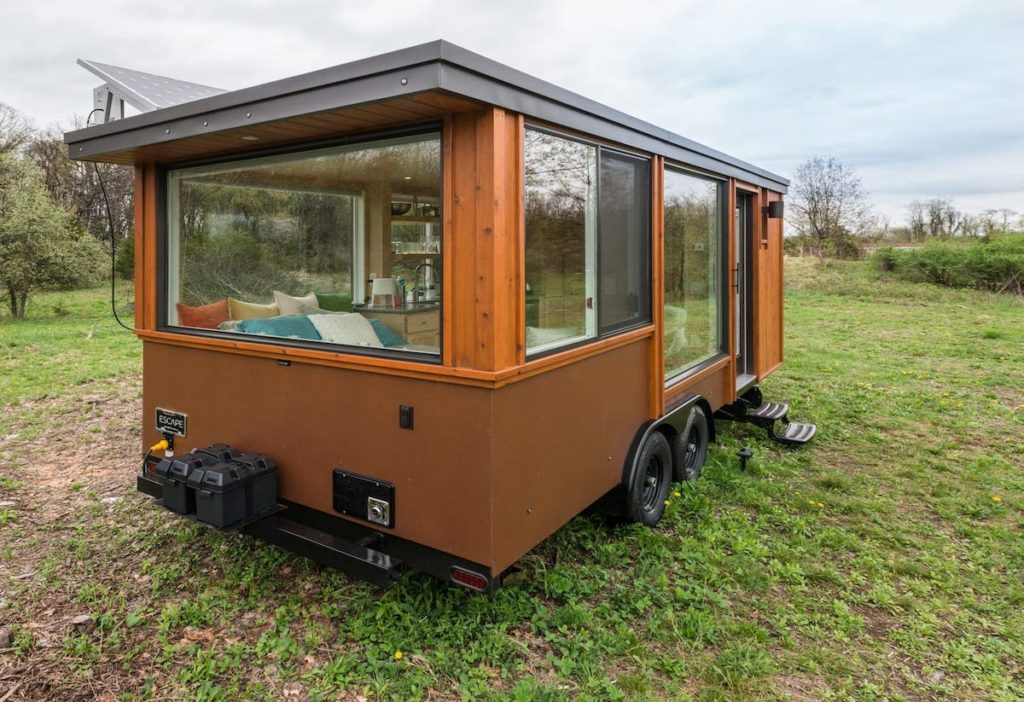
[[153, 452, 219, 514], [186, 452, 278, 528]]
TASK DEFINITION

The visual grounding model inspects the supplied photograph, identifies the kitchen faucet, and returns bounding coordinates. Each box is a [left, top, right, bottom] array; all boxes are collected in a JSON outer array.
[[413, 262, 438, 301]]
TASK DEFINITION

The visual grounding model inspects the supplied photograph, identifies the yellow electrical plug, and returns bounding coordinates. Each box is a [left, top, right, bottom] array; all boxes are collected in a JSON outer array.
[[150, 439, 170, 452]]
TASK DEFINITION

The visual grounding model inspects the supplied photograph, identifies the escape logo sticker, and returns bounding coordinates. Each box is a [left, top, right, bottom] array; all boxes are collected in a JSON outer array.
[[155, 408, 188, 437]]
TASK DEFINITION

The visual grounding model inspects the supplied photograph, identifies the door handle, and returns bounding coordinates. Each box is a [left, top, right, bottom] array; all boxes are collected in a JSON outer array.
[[731, 265, 740, 291]]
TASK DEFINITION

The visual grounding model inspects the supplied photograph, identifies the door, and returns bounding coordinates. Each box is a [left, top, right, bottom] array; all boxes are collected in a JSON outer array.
[[734, 192, 755, 391]]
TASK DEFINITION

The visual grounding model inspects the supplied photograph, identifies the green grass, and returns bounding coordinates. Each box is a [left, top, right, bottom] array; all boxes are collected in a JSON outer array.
[[1, 262, 1022, 700], [0, 284, 140, 409]]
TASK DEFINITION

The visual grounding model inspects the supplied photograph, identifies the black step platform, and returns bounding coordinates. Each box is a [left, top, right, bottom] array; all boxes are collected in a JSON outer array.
[[748, 402, 789, 422], [775, 421, 817, 446], [715, 388, 817, 447]]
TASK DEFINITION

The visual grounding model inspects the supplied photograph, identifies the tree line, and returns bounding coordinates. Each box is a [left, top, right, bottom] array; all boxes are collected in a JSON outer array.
[[786, 156, 1023, 260], [0, 103, 133, 318]]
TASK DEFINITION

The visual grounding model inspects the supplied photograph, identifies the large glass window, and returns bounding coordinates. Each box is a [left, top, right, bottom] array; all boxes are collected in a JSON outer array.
[[166, 132, 442, 356], [663, 167, 724, 380], [524, 127, 651, 356]]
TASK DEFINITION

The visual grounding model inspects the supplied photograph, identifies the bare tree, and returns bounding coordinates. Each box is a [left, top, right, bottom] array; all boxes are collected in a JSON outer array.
[[27, 126, 134, 247], [978, 208, 1020, 237], [907, 198, 978, 239], [0, 103, 35, 154], [788, 156, 873, 259]]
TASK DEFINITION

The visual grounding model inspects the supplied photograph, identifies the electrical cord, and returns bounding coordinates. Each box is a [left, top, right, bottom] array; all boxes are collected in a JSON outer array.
[[94, 161, 133, 332], [86, 107, 133, 332]]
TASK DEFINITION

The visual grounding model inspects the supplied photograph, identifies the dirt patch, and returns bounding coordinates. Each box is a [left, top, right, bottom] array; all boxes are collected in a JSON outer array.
[[772, 673, 829, 701], [1, 377, 141, 497], [0, 377, 144, 701]]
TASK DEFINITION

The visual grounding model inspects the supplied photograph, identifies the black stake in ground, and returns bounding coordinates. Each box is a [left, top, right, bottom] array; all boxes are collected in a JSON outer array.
[[737, 447, 753, 471]]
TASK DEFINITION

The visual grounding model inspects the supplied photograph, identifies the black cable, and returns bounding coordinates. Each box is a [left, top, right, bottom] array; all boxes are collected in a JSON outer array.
[[85, 108, 133, 333], [93, 156, 133, 332]]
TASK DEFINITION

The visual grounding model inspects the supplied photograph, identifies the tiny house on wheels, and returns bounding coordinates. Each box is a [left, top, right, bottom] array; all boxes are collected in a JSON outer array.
[[65, 41, 814, 592]]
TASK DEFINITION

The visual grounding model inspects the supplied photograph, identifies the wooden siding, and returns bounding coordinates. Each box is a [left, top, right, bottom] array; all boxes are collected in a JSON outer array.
[[449, 108, 522, 372], [650, 156, 665, 417], [754, 189, 784, 378]]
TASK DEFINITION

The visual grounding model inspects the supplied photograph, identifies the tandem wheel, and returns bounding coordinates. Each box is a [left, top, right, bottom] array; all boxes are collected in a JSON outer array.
[[626, 431, 673, 526], [675, 404, 710, 482]]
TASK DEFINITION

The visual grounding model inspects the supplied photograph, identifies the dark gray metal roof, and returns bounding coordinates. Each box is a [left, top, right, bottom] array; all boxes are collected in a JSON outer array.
[[65, 40, 788, 191]]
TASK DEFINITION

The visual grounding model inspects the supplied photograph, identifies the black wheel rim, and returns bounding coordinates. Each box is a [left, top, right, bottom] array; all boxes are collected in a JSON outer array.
[[684, 426, 700, 469], [641, 455, 663, 511]]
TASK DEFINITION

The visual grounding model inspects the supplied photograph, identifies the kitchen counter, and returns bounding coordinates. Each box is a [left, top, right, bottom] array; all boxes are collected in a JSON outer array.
[[357, 303, 440, 347]]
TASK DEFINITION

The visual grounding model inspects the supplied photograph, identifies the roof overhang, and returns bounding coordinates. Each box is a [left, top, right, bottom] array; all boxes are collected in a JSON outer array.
[[64, 40, 788, 192]]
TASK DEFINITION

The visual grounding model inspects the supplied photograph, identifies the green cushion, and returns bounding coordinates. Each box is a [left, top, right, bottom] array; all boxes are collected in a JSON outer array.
[[368, 318, 407, 347], [237, 315, 322, 341], [315, 292, 353, 312]]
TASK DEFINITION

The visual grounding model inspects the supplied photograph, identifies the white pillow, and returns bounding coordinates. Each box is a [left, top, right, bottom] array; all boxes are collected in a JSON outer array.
[[309, 313, 383, 348], [273, 290, 320, 316]]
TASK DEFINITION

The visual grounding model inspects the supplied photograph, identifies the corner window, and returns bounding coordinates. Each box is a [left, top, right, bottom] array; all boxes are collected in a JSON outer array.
[[524, 127, 651, 356], [166, 132, 442, 356], [663, 167, 724, 380]]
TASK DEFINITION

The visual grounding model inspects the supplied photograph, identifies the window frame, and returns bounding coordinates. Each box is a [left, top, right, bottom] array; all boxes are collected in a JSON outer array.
[[523, 124, 653, 360], [156, 124, 446, 365], [661, 162, 730, 385]]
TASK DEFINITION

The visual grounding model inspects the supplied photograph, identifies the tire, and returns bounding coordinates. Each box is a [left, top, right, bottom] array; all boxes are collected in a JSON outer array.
[[626, 431, 673, 526], [676, 405, 710, 482]]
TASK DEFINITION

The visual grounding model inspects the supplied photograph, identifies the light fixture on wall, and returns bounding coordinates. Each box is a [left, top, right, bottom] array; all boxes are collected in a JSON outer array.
[[764, 201, 784, 219]]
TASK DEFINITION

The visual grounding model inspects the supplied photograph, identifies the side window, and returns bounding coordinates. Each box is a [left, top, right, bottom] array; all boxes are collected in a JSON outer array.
[[663, 167, 724, 380], [524, 127, 651, 357]]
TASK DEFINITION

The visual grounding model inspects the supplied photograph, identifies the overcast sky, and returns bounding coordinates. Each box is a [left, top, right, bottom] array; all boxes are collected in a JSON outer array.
[[3, 0, 1022, 224]]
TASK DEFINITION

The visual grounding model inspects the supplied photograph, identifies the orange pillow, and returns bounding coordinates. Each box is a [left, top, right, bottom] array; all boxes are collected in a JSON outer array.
[[176, 299, 229, 328]]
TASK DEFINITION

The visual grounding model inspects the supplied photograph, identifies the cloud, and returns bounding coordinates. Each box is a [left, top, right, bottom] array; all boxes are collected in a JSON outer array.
[[2, 0, 1021, 222]]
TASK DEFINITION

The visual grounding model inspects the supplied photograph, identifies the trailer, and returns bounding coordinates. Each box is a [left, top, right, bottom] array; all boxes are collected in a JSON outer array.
[[65, 41, 815, 592]]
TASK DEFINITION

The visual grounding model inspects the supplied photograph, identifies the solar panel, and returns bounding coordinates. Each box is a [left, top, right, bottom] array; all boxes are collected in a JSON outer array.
[[78, 58, 226, 122]]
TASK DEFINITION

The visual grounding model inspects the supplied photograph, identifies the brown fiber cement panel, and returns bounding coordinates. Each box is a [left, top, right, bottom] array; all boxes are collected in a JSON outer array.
[[489, 340, 652, 574], [142, 342, 494, 566]]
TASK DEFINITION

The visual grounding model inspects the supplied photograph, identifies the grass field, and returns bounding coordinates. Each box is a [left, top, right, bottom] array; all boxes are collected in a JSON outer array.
[[1, 261, 1022, 701]]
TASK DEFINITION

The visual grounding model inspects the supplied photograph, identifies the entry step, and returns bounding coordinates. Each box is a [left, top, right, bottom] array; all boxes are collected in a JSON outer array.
[[775, 421, 817, 446], [714, 387, 817, 447], [748, 402, 789, 421]]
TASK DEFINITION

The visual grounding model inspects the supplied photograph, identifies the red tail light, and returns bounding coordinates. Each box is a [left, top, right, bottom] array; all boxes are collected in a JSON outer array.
[[450, 567, 489, 592]]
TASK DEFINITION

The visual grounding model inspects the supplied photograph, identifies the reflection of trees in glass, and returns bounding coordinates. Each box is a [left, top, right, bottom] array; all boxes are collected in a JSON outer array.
[[664, 171, 720, 378], [524, 131, 595, 334], [178, 182, 321, 305], [174, 135, 439, 306]]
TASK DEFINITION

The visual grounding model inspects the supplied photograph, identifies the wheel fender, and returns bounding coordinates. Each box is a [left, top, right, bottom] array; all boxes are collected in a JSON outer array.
[[621, 395, 708, 489], [621, 419, 659, 492]]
